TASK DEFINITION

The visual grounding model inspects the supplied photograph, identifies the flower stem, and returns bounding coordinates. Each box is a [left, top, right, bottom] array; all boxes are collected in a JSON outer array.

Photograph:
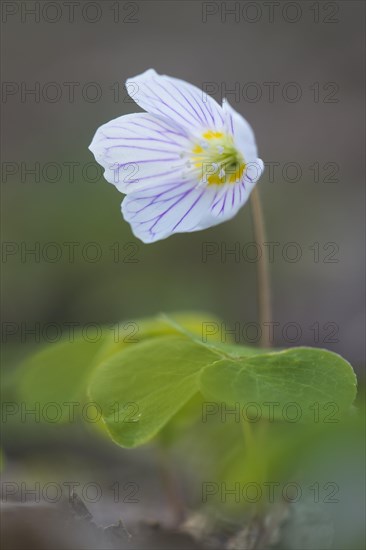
[[250, 186, 272, 348]]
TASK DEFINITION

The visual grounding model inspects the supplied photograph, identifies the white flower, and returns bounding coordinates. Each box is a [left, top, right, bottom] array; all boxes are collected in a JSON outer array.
[[89, 69, 264, 243]]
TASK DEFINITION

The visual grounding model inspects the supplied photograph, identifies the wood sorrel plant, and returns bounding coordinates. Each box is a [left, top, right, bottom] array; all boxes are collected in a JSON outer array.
[[19, 70, 357, 531]]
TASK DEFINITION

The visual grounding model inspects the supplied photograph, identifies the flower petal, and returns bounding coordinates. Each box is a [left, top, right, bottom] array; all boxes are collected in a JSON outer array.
[[222, 98, 258, 164], [208, 161, 264, 220], [121, 180, 220, 243], [89, 113, 193, 193], [126, 69, 225, 133], [120, 157, 264, 243]]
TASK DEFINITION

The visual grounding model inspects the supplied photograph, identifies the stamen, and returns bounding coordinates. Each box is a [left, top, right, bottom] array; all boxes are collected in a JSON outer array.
[[190, 130, 246, 186]]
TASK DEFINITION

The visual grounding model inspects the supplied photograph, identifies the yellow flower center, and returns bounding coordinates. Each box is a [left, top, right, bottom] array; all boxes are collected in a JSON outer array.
[[191, 130, 245, 186]]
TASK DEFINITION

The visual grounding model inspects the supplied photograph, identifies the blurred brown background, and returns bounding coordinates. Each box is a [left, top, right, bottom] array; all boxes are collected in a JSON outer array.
[[2, 0, 365, 371]]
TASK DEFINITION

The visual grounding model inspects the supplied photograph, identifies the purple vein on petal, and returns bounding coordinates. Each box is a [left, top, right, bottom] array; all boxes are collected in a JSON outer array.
[[101, 133, 183, 148], [172, 190, 205, 231], [105, 144, 181, 154], [219, 191, 228, 215], [182, 85, 214, 127], [125, 167, 184, 185], [125, 180, 196, 215], [167, 80, 207, 126], [149, 188, 195, 231], [129, 118, 190, 138], [143, 83, 195, 127], [152, 78, 203, 125], [231, 186, 236, 207], [128, 188, 195, 228], [114, 158, 181, 167]]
